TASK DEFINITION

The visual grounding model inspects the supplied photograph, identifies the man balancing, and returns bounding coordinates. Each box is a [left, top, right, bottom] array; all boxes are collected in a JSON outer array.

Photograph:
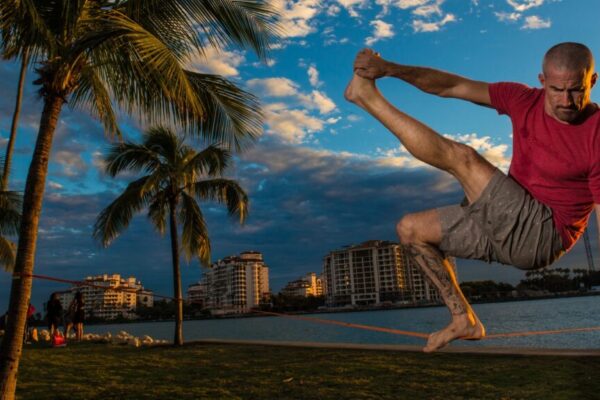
[[345, 42, 600, 352]]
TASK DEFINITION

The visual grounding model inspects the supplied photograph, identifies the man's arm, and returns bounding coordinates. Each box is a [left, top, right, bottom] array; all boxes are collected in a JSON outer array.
[[353, 49, 492, 107]]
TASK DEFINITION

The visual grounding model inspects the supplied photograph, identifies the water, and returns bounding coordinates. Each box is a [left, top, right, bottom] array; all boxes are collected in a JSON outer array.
[[87, 296, 600, 349]]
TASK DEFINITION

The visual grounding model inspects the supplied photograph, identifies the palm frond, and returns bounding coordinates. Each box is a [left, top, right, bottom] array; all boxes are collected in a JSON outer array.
[[188, 178, 248, 224], [104, 142, 162, 177], [121, 0, 281, 61], [185, 71, 262, 151], [0, 235, 16, 272], [189, 0, 281, 61], [144, 126, 181, 166], [147, 191, 168, 235], [77, 9, 206, 125], [0, 190, 22, 237], [93, 175, 156, 246], [178, 191, 210, 265], [69, 64, 122, 138], [181, 145, 229, 184]]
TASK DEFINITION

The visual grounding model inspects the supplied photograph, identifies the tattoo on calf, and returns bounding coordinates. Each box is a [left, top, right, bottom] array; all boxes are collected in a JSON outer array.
[[406, 243, 467, 316]]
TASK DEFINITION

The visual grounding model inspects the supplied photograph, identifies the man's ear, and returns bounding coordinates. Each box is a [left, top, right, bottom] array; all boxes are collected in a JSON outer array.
[[591, 72, 598, 88], [538, 73, 545, 86]]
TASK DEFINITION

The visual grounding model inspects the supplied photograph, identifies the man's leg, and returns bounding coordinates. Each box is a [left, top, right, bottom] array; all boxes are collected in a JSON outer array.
[[345, 74, 494, 351], [396, 209, 485, 352]]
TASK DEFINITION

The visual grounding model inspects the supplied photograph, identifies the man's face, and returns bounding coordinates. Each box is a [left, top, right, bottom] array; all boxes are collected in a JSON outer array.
[[539, 65, 597, 123]]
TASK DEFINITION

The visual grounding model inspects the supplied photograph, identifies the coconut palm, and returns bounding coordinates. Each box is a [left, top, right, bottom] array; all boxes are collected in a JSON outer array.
[[1, 49, 29, 190], [93, 126, 248, 345], [0, 1, 278, 396], [0, 187, 21, 271]]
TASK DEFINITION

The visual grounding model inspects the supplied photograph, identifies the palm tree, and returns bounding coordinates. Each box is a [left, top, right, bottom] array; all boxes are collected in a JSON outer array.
[[0, 1, 278, 397], [94, 126, 248, 345], [1, 49, 29, 190], [0, 187, 21, 271]]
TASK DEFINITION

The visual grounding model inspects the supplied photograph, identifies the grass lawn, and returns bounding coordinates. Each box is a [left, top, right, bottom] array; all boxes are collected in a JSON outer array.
[[15, 342, 600, 399]]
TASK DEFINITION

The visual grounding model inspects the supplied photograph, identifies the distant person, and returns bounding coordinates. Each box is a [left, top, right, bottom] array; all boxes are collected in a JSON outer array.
[[346, 42, 600, 352], [46, 292, 63, 337], [72, 292, 85, 341], [24, 303, 36, 344]]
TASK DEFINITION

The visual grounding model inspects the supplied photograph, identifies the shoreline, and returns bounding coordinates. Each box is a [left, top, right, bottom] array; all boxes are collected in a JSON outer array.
[[75, 289, 600, 326]]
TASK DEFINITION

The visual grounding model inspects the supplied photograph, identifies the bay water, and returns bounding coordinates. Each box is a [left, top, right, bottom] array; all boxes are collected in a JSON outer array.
[[87, 295, 600, 349]]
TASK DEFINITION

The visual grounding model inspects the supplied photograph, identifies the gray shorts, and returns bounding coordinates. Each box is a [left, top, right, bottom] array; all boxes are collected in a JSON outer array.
[[438, 169, 564, 270]]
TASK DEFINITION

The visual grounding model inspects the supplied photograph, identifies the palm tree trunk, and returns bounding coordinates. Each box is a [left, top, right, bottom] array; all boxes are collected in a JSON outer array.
[[2, 49, 30, 190], [169, 199, 184, 346], [0, 94, 64, 400]]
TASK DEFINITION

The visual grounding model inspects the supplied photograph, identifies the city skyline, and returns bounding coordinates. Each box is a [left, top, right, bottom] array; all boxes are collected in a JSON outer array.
[[1, 0, 600, 312]]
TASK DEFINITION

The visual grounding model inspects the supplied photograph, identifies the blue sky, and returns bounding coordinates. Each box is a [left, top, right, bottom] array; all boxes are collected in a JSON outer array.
[[1, 0, 600, 312]]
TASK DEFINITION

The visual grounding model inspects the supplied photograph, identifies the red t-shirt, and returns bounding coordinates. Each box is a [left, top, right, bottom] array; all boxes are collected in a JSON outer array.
[[489, 82, 600, 251]]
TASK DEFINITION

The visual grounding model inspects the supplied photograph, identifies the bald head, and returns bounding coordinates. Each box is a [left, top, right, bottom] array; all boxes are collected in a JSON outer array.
[[543, 42, 594, 74]]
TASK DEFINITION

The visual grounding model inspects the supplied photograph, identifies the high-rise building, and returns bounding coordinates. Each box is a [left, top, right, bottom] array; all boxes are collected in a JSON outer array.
[[201, 251, 270, 315], [281, 272, 324, 297], [322, 240, 451, 307], [187, 281, 207, 307], [58, 274, 153, 320]]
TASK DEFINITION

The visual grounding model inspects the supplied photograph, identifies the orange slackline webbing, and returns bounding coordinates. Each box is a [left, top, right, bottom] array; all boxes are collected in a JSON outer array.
[[254, 310, 430, 339], [14, 272, 600, 341]]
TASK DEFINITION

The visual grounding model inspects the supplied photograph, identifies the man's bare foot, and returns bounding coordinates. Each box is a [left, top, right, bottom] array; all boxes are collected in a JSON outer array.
[[423, 313, 485, 353], [344, 73, 380, 109]]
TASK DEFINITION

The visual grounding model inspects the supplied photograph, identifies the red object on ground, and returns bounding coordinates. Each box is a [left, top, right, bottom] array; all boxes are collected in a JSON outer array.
[[52, 332, 66, 347]]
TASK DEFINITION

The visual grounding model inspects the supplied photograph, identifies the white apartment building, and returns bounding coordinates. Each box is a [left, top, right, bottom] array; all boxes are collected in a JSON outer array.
[[187, 281, 208, 306], [281, 272, 324, 297], [322, 240, 450, 307], [202, 251, 270, 315], [58, 274, 154, 320]]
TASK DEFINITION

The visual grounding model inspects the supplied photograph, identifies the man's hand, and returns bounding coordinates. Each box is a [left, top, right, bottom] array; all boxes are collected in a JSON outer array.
[[354, 48, 390, 80]]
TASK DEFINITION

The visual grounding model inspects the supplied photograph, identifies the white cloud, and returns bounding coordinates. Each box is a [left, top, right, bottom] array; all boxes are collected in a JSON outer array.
[[327, 4, 341, 16], [347, 114, 362, 122], [263, 104, 326, 143], [365, 20, 395, 45], [53, 150, 87, 177], [412, 13, 456, 32], [412, 2, 443, 17], [495, 11, 521, 22], [506, 0, 544, 12], [336, 0, 368, 18], [307, 64, 322, 87], [274, 0, 321, 38], [185, 47, 245, 77], [396, 0, 431, 9], [48, 181, 64, 190], [249, 77, 336, 114], [247, 77, 300, 97], [521, 15, 551, 29], [303, 90, 336, 114]]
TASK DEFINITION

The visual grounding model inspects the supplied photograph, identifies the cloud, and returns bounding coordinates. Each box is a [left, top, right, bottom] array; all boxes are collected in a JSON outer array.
[[299, 90, 337, 114], [52, 149, 88, 178], [506, 0, 544, 12], [263, 104, 327, 143], [247, 77, 300, 97], [365, 20, 395, 45], [336, 0, 368, 18], [307, 64, 322, 88], [495, 11, 521, 22], [248, 77, 337, 115], [185, 47, 245, 77], [412, 13, 456, 32], [521, 15, 551, 29], [274, 0, 322, 38]]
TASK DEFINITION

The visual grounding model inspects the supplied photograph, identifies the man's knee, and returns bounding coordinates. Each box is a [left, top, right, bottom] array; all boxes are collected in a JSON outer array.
[[447, 142, 484, 177], [396, 214, 419, 245]]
